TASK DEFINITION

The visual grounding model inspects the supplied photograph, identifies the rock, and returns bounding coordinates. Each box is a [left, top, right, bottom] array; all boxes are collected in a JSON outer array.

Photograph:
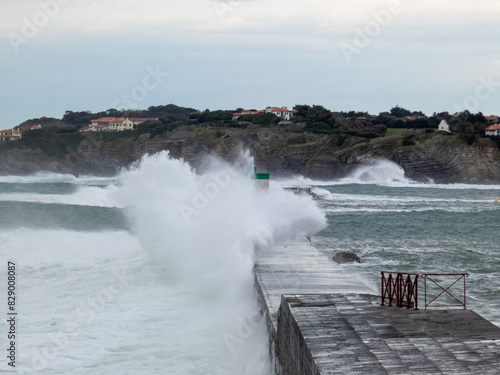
[[333, 252, 362, 264]]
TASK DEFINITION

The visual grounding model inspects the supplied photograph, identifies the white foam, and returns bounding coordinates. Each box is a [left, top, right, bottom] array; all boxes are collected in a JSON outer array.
[[272, 159, 416, 187], [5, 151, 324, 374], [341, 158, 415, 185], [280, 158, 500, 190], [108, 150, 326, 373], [0, 185, 120, 208], [0, 172, 117, 185], [413, 182, 500, 190]]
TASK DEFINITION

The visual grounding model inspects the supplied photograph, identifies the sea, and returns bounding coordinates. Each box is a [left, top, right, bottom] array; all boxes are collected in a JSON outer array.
[[1, 153, 499, 374]]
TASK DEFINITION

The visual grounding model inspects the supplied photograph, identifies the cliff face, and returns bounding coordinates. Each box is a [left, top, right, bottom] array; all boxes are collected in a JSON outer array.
[[1, 126, 500, 184], [349, 133, 500, 184]]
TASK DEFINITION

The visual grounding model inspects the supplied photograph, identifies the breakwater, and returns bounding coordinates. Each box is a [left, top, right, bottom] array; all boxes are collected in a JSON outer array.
[[254, 238, 500, 374]]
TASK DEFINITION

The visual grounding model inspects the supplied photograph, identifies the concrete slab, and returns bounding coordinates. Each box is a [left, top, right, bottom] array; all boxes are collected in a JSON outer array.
[[255, 238, 376, 333], [279, 294, 500, 374]]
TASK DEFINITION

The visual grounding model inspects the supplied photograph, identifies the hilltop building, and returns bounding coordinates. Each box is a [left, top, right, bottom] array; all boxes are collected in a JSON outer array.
[[233, 106, 296, 121], [232, 109, 262, 120], [438, 119, 450, 133], [80, 117, 158, 133], [485, 116, 499, 125], [265, 106, 295, 120], [0, 129, 22, 141], [90, 117, 133, 132], [485, 124, 500, 136]]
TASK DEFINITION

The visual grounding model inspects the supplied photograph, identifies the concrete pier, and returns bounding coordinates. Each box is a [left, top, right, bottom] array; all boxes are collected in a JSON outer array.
[[254, 238, 500, 374]]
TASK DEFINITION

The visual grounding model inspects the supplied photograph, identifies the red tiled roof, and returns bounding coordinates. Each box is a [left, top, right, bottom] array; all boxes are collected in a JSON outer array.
[[0, 129, 20, 133], [91, 117, 126, 123], [91, 117, 114, 123], [486, 124, 500, 131], [234, 108, 296, 116], [267, 107, 291, 112]]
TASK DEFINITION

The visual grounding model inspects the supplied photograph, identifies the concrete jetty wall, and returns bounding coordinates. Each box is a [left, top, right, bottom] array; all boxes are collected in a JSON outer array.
[[255, 238, 500, 374], [254, 238, 376, 374], [275, 294, 319, 375]]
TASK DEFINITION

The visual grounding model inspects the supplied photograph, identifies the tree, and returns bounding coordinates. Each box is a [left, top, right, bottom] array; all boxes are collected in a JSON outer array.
[[303, 122, 334, 134], [458, 121, 475, 135], [104, 108, 121, 117], [341, 111, 368, 118], [62, 110, 97, 126], [293, 104, 336, 127], [252, 112, 279, 126], [390, 105, 412, 118], [198, 110, 233, 123], [197, 109, 210, 122]]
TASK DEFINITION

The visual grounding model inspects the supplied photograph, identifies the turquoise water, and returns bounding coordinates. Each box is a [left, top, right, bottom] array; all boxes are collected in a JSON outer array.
[[310, 160, 500, 325], [0, 177, 127, 231]]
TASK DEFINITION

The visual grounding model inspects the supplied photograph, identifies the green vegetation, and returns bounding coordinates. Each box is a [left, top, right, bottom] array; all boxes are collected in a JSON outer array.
[[386, 128, 407, 136], [44, 103, 495, 142], [7, 103, 497, 160], [62, 104, 198, 127], [336, 135, 346, 147], [133, 120, 180, 140], [251, 112, 280, 126], [196, 110, 233, 123], [402, 135, 416, 147], [303, 122, 335, 134], [0, 141, 18, 153], [18, 127, 84, 158]]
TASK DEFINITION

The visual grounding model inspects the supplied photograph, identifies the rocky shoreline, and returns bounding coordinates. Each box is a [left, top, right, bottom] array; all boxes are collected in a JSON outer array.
[[1, 126, 500, 184]]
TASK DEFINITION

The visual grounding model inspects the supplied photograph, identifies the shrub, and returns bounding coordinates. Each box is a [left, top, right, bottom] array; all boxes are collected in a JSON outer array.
[[402, 135, 415, 146], [252, 113, 279, 126], [303, 122, 333, 134], [19, 127, 84, 158], [337, 135, 346, 147]]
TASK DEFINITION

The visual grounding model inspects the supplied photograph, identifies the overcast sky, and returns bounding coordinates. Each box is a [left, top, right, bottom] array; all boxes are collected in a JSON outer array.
[[1, 0, 499, 127]]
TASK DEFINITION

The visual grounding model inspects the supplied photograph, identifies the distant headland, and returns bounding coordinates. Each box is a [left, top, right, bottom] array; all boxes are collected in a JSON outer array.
[[1, 103, 500, 183]]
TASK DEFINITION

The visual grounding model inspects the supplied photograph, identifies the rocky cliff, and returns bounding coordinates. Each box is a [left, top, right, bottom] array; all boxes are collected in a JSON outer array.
[[1, 125, 500, 183]]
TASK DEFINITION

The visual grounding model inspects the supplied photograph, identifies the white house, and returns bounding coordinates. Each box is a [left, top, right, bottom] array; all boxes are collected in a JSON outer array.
[[265, 106, 295, 121], [109, 118, 134, 132], [485, 124, 500, 136], [87, 117, 157, 132], [233, 106, 296, 121], [438, 119, 450, 133], [89, 117, 130, 132], [0, 129, 22, 141], [89, 117, 120, 130]]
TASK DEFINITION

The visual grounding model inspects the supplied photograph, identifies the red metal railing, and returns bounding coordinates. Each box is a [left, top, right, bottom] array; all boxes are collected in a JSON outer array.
[[422, 273, 468, 310], [381, 271, 419, 310]]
